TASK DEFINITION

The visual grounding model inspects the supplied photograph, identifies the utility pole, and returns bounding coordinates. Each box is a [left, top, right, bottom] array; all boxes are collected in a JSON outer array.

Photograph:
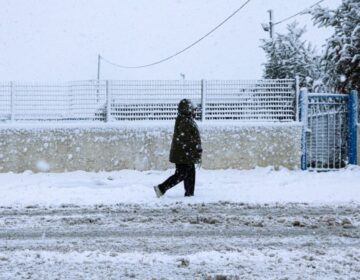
[[96, 54, 101, 103], [180, 73, 186, 98], [97, 54, 101, 81], [262, 10, 274, 39], [268, 10, 274, 39]]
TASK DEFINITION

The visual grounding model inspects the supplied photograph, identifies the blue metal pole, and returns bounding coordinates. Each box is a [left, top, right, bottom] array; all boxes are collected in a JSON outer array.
[[348, 90, 358, 165], [300, 90, 308, 170]]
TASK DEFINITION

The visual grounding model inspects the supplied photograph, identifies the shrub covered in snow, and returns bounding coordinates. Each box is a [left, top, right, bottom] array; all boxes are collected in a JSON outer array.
[[260, 22, 322, 92], [311, 0, 360, 93]]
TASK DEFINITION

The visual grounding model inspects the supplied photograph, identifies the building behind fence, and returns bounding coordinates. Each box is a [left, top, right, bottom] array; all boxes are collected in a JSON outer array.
[[0, 79, 297, 122]]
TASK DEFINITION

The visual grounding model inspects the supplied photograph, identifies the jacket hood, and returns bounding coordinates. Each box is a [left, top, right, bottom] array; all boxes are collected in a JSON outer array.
[[177, 99, 194, 116]]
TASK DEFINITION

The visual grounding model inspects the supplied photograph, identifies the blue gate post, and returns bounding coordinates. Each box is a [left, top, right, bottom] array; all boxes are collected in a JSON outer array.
[[348, 90, 358, 165], [299, 89, 308, 170]]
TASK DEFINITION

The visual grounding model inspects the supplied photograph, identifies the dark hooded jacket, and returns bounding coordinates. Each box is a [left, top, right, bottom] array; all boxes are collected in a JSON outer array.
[[169, 99, 202, 164]]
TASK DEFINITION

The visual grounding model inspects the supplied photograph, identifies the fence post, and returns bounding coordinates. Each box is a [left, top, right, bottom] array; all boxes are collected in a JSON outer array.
[[10, 81, 15, 122], [201, 79, 206, 122], [348, 90, 358, 165], [68, 82, 73, 118], [106, 80, 112, 122], [295, 75, 300, 122], [299, 89, 308, 170]]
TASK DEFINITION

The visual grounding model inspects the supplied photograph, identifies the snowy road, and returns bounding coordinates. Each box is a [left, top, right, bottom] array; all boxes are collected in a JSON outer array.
[[1, 202, 360, 279]]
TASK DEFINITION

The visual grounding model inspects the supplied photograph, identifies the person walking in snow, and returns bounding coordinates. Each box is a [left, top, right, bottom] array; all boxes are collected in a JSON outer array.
[[154, 99, 202, 197]]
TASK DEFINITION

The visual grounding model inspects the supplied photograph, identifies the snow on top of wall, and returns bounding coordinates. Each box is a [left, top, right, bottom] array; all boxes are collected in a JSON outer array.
[[0, 121, 302, 133]]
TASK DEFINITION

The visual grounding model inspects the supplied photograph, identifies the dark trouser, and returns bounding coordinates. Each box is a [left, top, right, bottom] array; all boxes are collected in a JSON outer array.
[[158, 164, 195, 196]]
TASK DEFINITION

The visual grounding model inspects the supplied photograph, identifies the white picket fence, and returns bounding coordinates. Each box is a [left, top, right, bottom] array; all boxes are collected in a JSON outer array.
[[0, 79, 297, 122]]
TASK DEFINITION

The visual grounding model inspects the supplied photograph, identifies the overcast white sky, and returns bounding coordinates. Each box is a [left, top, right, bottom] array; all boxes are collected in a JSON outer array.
[[0, 0, 341, 81]]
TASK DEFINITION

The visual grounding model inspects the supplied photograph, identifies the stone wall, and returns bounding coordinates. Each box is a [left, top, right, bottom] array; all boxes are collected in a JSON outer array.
[[0, 123, 302, 173]]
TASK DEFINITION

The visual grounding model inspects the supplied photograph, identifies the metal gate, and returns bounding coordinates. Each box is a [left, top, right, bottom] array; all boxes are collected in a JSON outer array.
[[300, 91, 358, 171]]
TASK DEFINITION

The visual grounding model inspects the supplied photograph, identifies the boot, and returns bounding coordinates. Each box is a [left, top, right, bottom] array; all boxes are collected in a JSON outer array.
[[153, 185, 163, 198]]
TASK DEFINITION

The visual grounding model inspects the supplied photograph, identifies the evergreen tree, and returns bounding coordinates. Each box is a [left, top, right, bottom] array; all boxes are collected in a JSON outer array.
[[312, 0, 360, 93], [261, 22, 321, 91]]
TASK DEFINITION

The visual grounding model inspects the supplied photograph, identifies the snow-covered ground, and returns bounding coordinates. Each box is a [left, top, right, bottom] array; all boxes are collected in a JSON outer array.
[[1, 166, 360, 206], [1, 167, 360, 279]]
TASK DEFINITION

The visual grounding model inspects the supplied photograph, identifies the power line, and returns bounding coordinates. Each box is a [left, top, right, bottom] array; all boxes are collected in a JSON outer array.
[[100, 0, 253, 69], [273, 0, 325, 26]]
